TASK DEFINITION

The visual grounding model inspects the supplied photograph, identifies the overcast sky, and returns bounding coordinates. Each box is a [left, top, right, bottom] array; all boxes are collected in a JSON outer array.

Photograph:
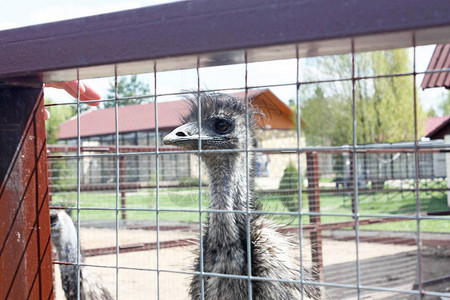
[[1, 0, 446, 113], [0, 0, 177, 29]]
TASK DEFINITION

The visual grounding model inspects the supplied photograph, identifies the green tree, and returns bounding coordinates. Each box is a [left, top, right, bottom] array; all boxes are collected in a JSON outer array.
[[45, 100, 78, 196], [356, 50, 423, 144], [104, 75, 151, 108], [299, 86, 352, 146], [299, 49, 424, 146], [45, 100, 77, 144], [438, 91, 450, 115]]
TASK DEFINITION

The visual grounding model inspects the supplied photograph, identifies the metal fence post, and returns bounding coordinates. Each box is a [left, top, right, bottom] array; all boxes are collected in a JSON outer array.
[[306, 151, 324, 283], [0, 85, 54, 299]]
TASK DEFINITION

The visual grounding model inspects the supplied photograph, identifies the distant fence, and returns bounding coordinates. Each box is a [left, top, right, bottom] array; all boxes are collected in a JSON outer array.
[[47, 144, 450, 213], [318, 141, 447, 188], [48, 141, 449, 188]]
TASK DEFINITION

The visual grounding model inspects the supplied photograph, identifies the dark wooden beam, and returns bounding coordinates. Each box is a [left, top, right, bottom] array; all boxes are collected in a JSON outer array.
[[0, 0, 449, 82]]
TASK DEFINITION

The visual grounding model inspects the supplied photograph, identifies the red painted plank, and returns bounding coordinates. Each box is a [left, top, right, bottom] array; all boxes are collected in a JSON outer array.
[[0, 86, 54, 299]]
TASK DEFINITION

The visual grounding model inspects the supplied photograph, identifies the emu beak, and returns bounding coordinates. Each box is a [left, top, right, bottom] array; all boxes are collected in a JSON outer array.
[[163, 122, 199, 146]]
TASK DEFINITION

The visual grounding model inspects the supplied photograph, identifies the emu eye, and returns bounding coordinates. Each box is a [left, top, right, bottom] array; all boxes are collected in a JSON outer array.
[[50, 214, 58, 226], [213, 119, 232, 134]]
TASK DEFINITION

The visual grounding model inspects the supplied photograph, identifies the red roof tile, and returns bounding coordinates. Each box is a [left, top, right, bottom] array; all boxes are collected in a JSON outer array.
[[58, 89, 295, 140], [59, 100, 190, 139], [425, 115, 450, 137], [421, 44, 450, 90]]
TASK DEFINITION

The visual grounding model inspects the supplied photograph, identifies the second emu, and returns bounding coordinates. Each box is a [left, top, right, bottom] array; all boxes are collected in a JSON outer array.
[[50, 210, 113, 300], [163, 93, 320, 299]]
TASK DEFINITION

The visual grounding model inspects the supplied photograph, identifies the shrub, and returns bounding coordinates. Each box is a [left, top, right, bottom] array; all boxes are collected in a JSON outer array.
[[279, 161, 301, 212]]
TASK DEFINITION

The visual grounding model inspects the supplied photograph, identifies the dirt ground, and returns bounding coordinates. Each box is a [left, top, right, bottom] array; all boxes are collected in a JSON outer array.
[[53, 227, 450, 299]]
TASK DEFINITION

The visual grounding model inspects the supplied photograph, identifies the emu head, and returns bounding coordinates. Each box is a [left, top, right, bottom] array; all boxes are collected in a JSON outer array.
[[50, 210, 62, 241], [50, 209, 77, 250], [163, 93, 256, 151]]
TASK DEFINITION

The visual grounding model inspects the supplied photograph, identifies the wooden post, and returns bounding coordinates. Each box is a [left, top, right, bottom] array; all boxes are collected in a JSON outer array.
[[0, 85, 54, 299], [306, 152, 324, 283]]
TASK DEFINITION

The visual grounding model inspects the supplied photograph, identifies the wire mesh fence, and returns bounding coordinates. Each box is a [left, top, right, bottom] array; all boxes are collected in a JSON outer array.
[[46, 45, 450, 299], [1, 1, 449, 299]]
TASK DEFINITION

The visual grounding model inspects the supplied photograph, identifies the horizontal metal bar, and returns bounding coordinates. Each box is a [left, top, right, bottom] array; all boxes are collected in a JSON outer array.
[[46, 145, 450, 159], [313, 187, 450, 195], [50, 183, 207, 193], [53, 260, 449, 297], [421, 290, 450, 298], [49, 183, 450, 195], [48, 205, 450, 221], [48, 144, 449, 154], [83, 238, 198, 257], [412, 275, 450, 289], [43, 68, 450, 108]]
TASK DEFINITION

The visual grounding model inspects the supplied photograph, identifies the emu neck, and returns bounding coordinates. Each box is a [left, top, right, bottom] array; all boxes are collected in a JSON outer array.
[[54, 224, 80, 264], [204, 152, 253, 247], [52, 218, 83, 298]]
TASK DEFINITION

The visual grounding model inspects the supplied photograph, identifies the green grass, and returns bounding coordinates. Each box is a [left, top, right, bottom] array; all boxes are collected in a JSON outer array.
[[52, 180, 450, 233], [318, 177, 335, 184], [53, 188, 210, 223]]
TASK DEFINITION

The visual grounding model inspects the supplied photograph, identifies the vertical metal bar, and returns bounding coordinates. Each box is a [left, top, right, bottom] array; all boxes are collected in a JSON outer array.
[[114, 66, 120, 299], [295, 45, 305, 299], [351, 40, 362, 299], [0, 85, 54, 299], [412, 35, 424, 299], [76, 72, 82, 300], [244, 51, 253, 300], [154, 62, 161, 299], [120, 156, 127, 220], [306, 152, 324, 285], [196, 57, 205, 300]]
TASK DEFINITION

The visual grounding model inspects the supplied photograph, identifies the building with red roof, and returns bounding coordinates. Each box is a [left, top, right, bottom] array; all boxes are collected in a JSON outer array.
[[58, 89, 297, 141], [421, 44, 450, 90], [56, 89, 302, 185], [425, 116, 450, 139]]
